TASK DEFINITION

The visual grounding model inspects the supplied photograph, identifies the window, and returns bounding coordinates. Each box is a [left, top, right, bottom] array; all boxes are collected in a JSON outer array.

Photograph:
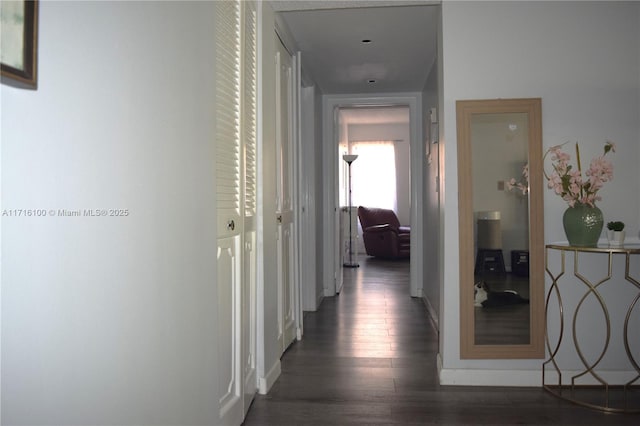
[[339, 141, 397, 212]]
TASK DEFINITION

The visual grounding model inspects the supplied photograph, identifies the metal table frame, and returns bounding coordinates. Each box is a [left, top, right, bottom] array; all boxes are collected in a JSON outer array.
[[544, 243, 640, 413]]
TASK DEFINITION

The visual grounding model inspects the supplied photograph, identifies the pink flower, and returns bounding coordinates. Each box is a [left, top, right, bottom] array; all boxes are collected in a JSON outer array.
[[543, 140, 616, 208], [506, 163, 530, 196], [547, 173, 563, 194], [509, 140, 615, 206]]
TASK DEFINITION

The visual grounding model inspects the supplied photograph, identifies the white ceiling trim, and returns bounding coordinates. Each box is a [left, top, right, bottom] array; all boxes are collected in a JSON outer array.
[[270, 1, 439, 12]]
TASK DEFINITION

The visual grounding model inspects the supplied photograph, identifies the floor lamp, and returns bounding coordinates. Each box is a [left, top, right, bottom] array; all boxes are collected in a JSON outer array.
[[343, 154, 359, 268]]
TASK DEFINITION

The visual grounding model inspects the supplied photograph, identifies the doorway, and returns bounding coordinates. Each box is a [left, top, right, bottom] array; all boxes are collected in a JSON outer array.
[[337, 106, 411, 266], [322, 94, 425, 299]]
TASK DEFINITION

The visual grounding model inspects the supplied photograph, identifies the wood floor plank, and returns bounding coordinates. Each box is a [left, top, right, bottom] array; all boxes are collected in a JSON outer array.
[[242, 256, 638, 425]]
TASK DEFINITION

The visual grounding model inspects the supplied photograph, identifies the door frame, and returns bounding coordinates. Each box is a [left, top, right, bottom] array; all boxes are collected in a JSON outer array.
[[322, 93, 424, 298], [275, 22, 304, 343]]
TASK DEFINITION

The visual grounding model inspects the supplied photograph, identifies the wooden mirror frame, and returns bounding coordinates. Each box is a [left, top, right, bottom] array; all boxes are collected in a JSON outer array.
[[457, 98, 544, 359]]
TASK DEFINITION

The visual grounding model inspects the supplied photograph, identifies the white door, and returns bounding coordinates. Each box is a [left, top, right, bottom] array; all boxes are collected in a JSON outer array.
[[216, 231, 242, 426], [216, 94, 243, 426], [275, 36, 297, 354], [242, 224, 257, 414], [215, 1, 258, 423], [241, 0, 258, 413]]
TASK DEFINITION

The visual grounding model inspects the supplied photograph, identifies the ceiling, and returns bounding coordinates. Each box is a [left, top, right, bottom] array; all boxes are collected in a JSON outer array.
[[272, 1, 440, 95]]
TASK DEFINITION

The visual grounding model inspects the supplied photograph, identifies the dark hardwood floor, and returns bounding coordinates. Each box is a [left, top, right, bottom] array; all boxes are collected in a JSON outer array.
[[242, 256, 638, 425]]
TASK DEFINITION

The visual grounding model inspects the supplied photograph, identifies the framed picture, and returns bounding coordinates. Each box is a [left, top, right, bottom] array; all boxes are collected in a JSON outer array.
[[1, 0, 38, 89]]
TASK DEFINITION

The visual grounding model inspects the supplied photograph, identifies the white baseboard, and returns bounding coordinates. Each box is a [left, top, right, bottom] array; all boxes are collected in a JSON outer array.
[[437, 354, 540, 387], [324, 286, 334, 297], [316, 292, 324, 310], [258, 359, 281, 395], [422, 295, 439, 331], [439, 367, 541, 387]]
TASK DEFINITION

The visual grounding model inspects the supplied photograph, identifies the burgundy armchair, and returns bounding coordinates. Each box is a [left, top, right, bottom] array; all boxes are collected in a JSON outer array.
[[357, 206, 410, 259]]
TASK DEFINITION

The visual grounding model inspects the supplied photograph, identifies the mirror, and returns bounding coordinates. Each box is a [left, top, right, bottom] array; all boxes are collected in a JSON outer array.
[[457, 98, 544, 359]]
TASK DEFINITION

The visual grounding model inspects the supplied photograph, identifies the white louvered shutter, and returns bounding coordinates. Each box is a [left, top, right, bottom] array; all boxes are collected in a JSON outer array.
[[243, 0, 257, 217], [216, 0, 242, 235]]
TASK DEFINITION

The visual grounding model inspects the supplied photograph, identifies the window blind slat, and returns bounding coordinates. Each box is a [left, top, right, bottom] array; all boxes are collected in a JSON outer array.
[[215, 0, 241, 215], [243, 2, 257, 216]]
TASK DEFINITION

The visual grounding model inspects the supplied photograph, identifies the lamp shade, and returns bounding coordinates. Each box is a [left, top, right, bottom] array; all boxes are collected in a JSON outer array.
[[342, 154, 358, 164]]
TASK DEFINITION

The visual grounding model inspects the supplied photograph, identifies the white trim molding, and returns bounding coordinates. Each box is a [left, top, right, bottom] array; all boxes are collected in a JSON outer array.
[[258, 359, 282, 395], [438, 354, 540, 387]]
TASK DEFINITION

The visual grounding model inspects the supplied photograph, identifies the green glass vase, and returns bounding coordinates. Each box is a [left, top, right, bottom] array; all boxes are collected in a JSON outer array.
[[562, 203, 603, 247]]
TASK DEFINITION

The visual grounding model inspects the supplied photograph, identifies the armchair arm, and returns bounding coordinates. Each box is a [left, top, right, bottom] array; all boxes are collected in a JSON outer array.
[[365, 224, 394, 233]]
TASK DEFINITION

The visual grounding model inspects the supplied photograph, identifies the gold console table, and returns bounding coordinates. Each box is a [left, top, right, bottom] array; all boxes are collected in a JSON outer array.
[[544, 243, 640, 413]]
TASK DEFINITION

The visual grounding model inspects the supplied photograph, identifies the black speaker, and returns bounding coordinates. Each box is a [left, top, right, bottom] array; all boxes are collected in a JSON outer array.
[[511, 250, 529, 277]]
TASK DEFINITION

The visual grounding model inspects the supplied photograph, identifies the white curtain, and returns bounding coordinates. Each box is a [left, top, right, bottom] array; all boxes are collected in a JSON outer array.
[[340, 141, 397, 212]]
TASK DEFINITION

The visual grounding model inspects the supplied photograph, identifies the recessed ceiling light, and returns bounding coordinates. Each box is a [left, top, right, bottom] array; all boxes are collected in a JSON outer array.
[[361, 39, 372, 44]]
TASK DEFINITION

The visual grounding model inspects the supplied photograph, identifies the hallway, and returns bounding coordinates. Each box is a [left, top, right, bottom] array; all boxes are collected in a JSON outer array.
[[242, 256, 637, 425]]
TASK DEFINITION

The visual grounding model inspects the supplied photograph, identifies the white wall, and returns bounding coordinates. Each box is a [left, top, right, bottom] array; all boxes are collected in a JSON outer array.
[[422, 53, 440, 329], [1, 2, 220, 424], [440, 1, 640, 385], [300, 86, 317, 311], [313, 84, 325, 306], [299, 84, 326, 312]]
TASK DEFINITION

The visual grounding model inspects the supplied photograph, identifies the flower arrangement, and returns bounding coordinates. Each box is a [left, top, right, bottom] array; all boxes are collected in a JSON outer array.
[[506, 163, 529, 195], [544, 140, 615, 207]]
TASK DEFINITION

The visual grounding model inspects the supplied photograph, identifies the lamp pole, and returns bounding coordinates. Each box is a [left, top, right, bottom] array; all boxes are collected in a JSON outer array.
[[342, 154, 359, 268]]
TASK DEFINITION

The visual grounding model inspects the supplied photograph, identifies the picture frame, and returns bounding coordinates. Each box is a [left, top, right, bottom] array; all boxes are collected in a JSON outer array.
[[1, 0, 38, 89]]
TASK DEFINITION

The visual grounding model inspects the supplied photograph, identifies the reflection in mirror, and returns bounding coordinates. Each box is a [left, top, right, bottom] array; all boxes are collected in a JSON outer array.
[[472, 113, 529, 345], [457, 98, 544, 359]]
